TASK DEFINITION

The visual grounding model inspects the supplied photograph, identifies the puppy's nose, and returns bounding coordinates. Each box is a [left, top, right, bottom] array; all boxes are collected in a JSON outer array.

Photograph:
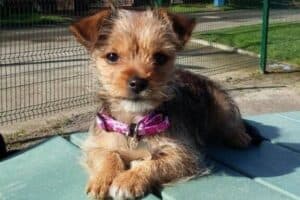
[[128, 77, 148, 94]]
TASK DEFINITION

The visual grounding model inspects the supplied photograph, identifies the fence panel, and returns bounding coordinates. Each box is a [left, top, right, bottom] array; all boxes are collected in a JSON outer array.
[[0, 0, 270, 125], [265, 0, 300, 72], [0, 0, 93, 124]]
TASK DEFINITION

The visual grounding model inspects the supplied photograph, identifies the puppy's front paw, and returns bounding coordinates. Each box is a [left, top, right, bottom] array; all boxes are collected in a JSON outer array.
[[228, 131, 252, 148], [86, 174, 115, 199], [232, 132, 252, 148], [109, 171, 150, 200]]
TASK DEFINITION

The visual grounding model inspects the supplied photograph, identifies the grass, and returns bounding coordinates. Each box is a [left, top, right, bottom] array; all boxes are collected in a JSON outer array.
[[169, 3, 233, 13], [194, 22, 300, 66], [0, 13, 72, 26]]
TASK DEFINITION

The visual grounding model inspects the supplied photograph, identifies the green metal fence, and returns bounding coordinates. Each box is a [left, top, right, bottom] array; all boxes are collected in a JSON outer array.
[[261, 0, 300, 73], [260, 0, 270, 73], [0, 0, 299, 125]]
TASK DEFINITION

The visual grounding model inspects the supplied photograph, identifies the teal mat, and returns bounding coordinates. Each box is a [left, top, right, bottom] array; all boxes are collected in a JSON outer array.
[[1, 111, 300, 200]]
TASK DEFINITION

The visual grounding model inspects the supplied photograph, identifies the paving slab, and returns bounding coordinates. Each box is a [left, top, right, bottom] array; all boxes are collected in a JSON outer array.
[[162, 162, 292, 200], [245, 112, 300, 152], [0, 137, 88, 200], [208, 141, 300, 200]]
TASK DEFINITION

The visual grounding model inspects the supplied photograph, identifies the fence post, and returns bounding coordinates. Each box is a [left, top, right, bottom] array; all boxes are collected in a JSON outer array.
[[214, 0, 225, 7], [153, 0, 162, 7], [260, 0, 270, 73]]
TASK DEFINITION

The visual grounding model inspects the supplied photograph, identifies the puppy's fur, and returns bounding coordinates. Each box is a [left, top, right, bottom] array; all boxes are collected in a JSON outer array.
[[70, 8, 254, 199]]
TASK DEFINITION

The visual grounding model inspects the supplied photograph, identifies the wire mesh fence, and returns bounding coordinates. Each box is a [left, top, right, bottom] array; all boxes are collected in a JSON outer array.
[[173, 0, 263, 77], [266, 0, 300, 71], [0, 0, 93, 124], [1, 0, 299, 125]]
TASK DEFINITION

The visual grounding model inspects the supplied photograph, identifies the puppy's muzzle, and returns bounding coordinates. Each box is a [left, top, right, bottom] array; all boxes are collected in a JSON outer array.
[[128, 76, 148, 94]]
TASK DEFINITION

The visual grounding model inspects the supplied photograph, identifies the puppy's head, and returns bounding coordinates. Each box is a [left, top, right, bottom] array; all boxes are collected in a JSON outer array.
[[70, 8, 195, 112]]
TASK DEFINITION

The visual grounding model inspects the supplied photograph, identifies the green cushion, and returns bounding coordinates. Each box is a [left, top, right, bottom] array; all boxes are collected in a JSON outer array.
[[0, 137, 88, 200], [208, 141, 300, 199], [3, 111, 299, 200], [69, 132, 88, 148], [245, 111, 300, 152], [162, 162, 292, 200]]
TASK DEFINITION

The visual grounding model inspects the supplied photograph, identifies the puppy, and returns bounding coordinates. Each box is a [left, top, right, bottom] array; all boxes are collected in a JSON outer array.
[[69, 7, 258, 200]]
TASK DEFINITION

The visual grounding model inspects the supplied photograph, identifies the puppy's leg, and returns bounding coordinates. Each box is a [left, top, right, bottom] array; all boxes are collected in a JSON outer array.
[[85, 149, 125, 199], [109, 143, 204, 199], [208, 79, 253, 148], [174, 69, 253, 148], [213, 103, 253, 148], [220, 124, 252, 148]]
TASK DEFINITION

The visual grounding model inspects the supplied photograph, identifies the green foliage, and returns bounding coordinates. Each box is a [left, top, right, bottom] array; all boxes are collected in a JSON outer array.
[[169, 3, 233, 13], [0, 13, 72, 26], [226, 0, 300, 8], [226, 0, 262, 8], [194, 22, 300, 66], [0, 0, 36, 17]]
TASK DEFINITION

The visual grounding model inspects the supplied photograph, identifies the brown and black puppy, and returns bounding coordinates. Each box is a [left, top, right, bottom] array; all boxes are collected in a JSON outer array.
[[69, 7, 260, 200]]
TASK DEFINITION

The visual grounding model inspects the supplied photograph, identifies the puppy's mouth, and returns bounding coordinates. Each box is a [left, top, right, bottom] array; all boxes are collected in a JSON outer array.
[[121, 88, 170, 103], [125, 91, 149, 102], [127, 96, 144, 101], [119, 98, 156, 113], [122, 97, 149, 104]]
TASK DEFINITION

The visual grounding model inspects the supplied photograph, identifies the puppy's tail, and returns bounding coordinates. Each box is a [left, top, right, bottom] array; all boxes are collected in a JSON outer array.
[[243, 120, 266, 145], [0, 133, 7, 159]]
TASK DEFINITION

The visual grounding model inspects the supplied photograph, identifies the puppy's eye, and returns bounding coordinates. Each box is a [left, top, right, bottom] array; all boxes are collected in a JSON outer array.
[[153, 53, 169, 66], [106, 52, 119, 63]]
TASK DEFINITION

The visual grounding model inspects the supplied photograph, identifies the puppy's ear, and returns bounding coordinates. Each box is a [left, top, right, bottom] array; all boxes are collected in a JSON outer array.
[[69, 9, 112, 50], [167, 12, 196, 49]]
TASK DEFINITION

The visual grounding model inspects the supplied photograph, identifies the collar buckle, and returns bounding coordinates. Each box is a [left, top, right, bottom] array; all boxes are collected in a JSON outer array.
[[128, 123, 139, 137], [128, 123, 140, 149]]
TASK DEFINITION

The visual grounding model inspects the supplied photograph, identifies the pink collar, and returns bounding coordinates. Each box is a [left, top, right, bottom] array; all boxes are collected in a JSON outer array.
[[96, 112, 170, 137]]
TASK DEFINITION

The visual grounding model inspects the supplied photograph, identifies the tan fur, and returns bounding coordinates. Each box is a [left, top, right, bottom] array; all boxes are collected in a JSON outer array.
[[70, 8, 251, 200], [83, 124, 204, 199]]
